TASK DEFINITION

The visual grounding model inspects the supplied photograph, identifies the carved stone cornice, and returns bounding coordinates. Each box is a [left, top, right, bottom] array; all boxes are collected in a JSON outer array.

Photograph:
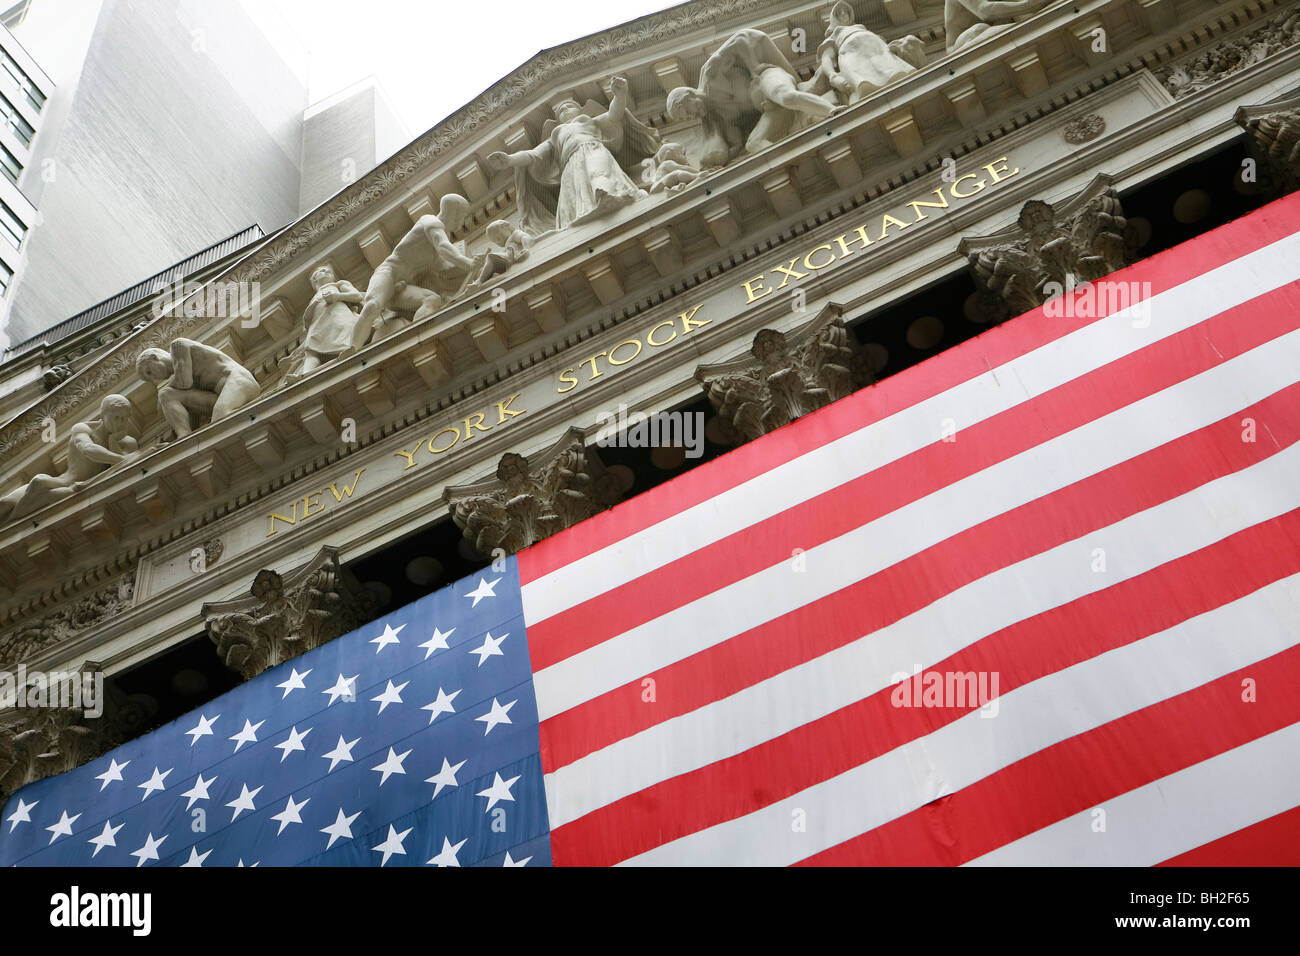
[[0, 572, 135, 671], [1158, 8, 1300, 101], [200, 545, 376, 681], [958, 173, 1135, 318], [446, 428, 622, 556], [1235, 94, 1300, 195], [0, 679, 158, 801], [696, 305, 871, 443]]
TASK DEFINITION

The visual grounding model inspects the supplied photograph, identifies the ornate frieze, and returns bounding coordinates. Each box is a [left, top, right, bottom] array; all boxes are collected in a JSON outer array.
[[959, 173, 1135, 318], [447, 429, 622, 556], [201, 546, 376, 681], [1235, 94, 1300, 195], [0, 573, 136, 670], [1159, 9, 1300, 100], [696, 308, 871, 443]]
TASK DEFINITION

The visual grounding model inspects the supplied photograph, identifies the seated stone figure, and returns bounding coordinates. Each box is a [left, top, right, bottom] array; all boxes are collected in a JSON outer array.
[[0, 394, 138, 524], [475, 219, 533, 285], [136, 338, 260, 440], [945, 0, 1049, 53], [640, 142, 703, 194]]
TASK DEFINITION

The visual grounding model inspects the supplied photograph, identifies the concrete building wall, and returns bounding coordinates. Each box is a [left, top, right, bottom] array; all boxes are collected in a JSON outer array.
[[2, 0, 309, 344], [298, 79, 409, 215]]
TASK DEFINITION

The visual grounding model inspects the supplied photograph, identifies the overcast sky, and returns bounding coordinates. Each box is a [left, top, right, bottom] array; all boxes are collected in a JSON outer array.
[[237, 0, 686, 141]]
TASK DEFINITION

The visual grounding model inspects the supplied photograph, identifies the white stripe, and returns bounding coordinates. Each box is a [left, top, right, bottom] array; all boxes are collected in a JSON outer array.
[[523, 231, 1300, 624], [966, 723, 1300, 866], [534, 329, 1300, 721], [544, 440, 1300, 828], [616, 571, 1300, 865]]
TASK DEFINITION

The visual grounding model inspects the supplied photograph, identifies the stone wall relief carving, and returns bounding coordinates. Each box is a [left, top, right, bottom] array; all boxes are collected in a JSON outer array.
[[1236, 94, 1300, 196], [0, 571, 135, 670], [1160, 10, 1300, 101]]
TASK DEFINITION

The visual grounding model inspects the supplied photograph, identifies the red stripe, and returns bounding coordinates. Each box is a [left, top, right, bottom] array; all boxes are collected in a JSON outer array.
[[548, 509, 1300, 865], [519, 190, 1300, 583], [795, 650, 1300, 866], [1156, 805, 1300, 866], [526, 280, 1300, 673], [539, 378, 1300, 775]]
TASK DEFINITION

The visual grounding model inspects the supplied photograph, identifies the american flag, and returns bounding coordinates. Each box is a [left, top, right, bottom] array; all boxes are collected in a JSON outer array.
[[5, 192, 1300, 866]]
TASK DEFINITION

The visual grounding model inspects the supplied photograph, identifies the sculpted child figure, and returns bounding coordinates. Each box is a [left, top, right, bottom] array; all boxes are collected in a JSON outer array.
[[0, 394, 138, 524], [476, 219, 533, 285], [136, 338, 260, 439]]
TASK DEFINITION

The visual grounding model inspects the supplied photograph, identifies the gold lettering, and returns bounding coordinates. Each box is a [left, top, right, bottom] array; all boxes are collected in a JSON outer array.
[[326, 469, 365, 502], [742, 276, 771, 303], [906, 187, 950, 222], [833, 226, 872, 257], [771, 257, 809, 290], [496, 393, 524, 422], [580, 352, 607, 381], [983, 156, 1018, 183], [267, 501, 298, 537], [608, 339, 643, 366], [878, 213, 911, 238], [428, 427, 459, 454], [646, 320, 677, 347], [679, 304, 709, 334], [462, 412, 490, 440], [950, 173, 986, 198], [393, 445, 420, 469], [804, 244, 835, 271], [302, 492, 325, 519], [556, 368, 579, 393]]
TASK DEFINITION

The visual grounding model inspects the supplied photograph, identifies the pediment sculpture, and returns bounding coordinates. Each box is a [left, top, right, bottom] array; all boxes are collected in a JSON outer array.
[[819, 1, 925, 105], [281, 262, 364, 384], [136, 337, 261, 440], [945, 0, 1051, 54], [487, 75, 661, 236], [0, 394, 138, 525]]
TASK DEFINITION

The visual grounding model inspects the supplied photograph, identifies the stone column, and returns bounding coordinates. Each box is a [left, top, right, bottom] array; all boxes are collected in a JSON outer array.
[[201, 545, 376, 681], [446, 428, 623, 556], [696, 308, 871, 444], [958, 173, 1135, 320], [1236, 95, 1300, 197]]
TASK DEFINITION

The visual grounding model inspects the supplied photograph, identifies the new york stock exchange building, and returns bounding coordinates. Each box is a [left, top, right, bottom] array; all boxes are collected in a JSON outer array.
[[1, 0, 1299, 872]]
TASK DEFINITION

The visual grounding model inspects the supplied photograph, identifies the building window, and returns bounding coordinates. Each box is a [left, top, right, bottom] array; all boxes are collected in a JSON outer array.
[[0, 91, 32, 145], [0, 1, 29, 31], [0, 198, 23, 250], [0, 258, 12, 296], [0, 48, 42, 111], [0, 141, 19, 183]]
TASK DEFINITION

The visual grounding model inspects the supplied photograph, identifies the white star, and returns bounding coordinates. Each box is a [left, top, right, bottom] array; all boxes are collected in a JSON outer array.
[[276, 667, 311, 698], [94, 757, 130, 791], [184, 713, 219, 746], [87, 820, 123, 858], [181, 772, 217, 810], [370, 622, 405, 653], [371, 747, 411, 786], [236, 858, 260, 867], [322, 673, 358, 705], [180, 846, 212, 867], [418, 626, 454, 659], [229, 718, 265, 752], [130, 832, 167, 867], [372, 824, 412, 866], [274, 725, 313, 762], [320, 808, 361, 849], [502, 850, 532, 867], [426, 836, 468, 867], [469, 630, 508, 666], [371, 679, 409, 714], [5, 797, 36, 832], [476, 772, 521, 813], [421, 687, 461, 725], [45, 810, 80, 844], [270, 795, 310, 835], [464, 576, 501, 606], [476, 697, 517, 735], [425, 757, 467, 799], [226, 783, 263, 821], [321, 735, 360, 773], [137, 766, 172, 801]]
